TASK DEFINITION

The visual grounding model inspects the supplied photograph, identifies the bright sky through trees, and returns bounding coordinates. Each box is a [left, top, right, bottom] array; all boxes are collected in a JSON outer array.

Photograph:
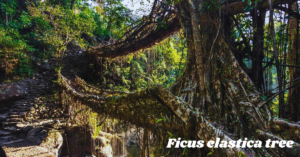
[[122, 0, 153, 16], [85, 0, 153, 17]]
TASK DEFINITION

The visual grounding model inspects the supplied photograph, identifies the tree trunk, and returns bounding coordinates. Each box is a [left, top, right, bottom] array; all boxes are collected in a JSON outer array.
[[287, 2, 300, 122], [269, 0, 285, 118], [251, 9, 265, 92], [70, 0, 75, 10], [174, 0, 296, 156]]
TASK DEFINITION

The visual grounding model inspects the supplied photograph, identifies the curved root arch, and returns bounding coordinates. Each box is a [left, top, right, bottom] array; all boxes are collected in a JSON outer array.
[[59, 73, 300, 156], [87, 0, 181, 58]]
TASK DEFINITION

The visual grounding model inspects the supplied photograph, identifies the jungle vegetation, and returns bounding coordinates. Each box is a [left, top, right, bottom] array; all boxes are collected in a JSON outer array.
[[1, 0, 300, 156]]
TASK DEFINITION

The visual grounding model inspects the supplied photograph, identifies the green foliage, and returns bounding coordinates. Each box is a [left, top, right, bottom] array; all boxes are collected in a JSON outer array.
[[28, 2, 96, 56], [101, 35, 187, 91], [0, 0, 34, 76], [0, 0, 135, 78], [92, 0, 134, 40], [88, 112, 103, 139]]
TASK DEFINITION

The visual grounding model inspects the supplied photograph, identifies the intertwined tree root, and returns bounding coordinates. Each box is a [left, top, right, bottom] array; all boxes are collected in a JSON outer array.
[[59, 73, 300, 156]]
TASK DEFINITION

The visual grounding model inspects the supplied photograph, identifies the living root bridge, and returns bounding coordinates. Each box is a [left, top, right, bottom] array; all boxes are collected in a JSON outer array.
[[59, 73, 300, 156]]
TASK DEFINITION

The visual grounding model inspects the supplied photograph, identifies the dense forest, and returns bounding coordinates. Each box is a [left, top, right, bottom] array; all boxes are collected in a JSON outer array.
[[1, 0, 300, 156]]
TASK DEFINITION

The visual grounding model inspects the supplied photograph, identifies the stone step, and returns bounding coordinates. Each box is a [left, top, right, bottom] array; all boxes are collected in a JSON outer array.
[[0, 130, 11, 137], [14, 103, 32, 106], [2, 139, 24, 145], [28, 94, 41, 96], [15, 106, 32, 109], [9, 112, 26, 115], [0, 135, 15, 141], [3, 126, 16, 132], [15, 101, 29, 103], [8, 118, 24, 122], [17, 119, 55, 128], [13, 105, 29, 108], [12, 103, 31, 109], [14, 103, 29, 105], [15, 99, 31, 102], [10, 114, 24, 118], [2, 122, 19, 127], [0, 113, 8, 120], [10, 108, 30, 112]]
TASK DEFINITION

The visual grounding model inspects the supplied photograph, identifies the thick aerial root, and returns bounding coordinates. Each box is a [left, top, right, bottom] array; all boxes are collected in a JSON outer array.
[[60, 74, 184, 131], [60, 73, 300, 156], [256, 129, 300, 156], [87, 17, 181, 58], [74, 75, 130, 95], [197, 118, 250, 157], [272, 118, 300, 131]]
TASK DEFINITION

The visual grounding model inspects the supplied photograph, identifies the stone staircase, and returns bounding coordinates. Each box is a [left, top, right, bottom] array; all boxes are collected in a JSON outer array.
[[0, 58, 71, 145]]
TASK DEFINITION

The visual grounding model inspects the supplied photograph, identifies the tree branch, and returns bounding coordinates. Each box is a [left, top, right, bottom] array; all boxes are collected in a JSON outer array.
[[222, 0, 297, 15], [258, 77, 300, 108], [274, 5, 300, 19], [87, 17, 181, 58]]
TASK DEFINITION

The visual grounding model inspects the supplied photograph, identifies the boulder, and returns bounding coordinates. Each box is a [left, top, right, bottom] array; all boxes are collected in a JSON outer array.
[[95, 131, 126, 157], [26, 127, 63, 157], [0, 79, 37, 102]]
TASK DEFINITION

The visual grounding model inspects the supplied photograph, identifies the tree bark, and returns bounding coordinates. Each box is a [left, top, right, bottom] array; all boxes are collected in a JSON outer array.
[[287, 2, 300, 122], [70, 0, 75, 10], [269, 0, 285, 118], [251, 9, 265, 92]]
